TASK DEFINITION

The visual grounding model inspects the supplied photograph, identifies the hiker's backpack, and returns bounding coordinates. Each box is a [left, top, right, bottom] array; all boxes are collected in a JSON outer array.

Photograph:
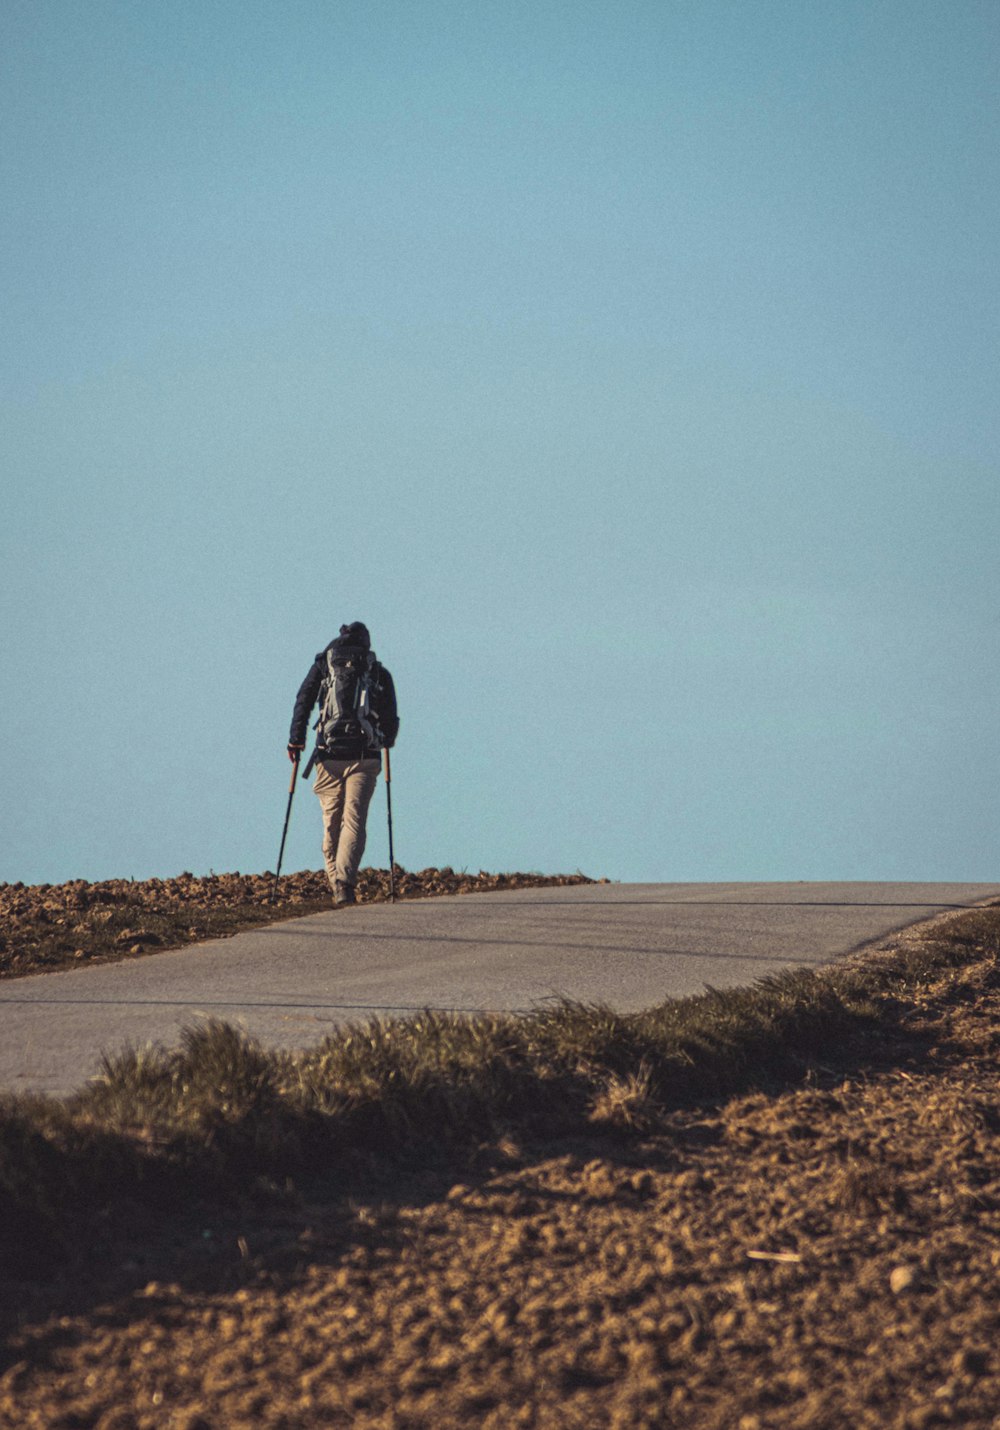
[[314, 644, 382, 751]]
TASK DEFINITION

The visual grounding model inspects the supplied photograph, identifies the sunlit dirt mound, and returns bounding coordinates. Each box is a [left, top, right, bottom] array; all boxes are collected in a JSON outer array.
[[0, 868, 598, 979], [2, 919, 999, 1426]]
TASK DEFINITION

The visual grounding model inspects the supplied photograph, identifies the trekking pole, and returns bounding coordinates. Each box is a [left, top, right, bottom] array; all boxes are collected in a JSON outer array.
[[270, 751, 300, 904], [384, 747, 396, 902]]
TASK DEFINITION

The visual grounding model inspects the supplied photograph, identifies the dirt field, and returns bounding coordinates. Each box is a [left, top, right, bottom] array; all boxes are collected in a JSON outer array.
[[0, 869, 595, 979], [2, 931, 998, 1426]]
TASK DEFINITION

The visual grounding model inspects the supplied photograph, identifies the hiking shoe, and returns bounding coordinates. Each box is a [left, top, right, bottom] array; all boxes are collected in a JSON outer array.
[[334, 884, 356, 907]]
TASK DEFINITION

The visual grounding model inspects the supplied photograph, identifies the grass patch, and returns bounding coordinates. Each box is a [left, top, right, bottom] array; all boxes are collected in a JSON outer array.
[[2, 900, 998, 1282]]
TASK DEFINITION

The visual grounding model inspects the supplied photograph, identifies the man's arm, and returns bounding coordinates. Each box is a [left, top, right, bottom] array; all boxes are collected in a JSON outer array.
[[374, 665, 399, 749], [288, 655, 324, 752]]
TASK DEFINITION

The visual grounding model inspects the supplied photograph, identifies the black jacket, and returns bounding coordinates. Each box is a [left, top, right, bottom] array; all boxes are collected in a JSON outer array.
[[290, 634, 399, 760]]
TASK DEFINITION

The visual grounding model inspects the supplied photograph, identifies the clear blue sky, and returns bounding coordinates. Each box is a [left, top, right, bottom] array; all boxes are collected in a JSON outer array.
[[2, 0, 998, 886]]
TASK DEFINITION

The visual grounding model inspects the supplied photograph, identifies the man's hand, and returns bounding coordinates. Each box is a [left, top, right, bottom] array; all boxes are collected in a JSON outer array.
[[287, 743, 305, 763]]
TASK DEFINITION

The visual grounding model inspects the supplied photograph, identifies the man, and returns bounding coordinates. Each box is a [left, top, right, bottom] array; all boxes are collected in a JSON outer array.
[[287, 621, 399, 906]]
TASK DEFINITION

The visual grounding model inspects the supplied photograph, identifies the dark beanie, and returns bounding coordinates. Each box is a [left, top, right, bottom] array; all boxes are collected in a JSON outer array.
[[340, 621, 371, 648]]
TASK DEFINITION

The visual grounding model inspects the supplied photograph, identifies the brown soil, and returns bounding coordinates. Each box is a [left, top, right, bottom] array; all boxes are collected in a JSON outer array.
[[0, 868, 596, 980], [2, 941, 999, 1426]]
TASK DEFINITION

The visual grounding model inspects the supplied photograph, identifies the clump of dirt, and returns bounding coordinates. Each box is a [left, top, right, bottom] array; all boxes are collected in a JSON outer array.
[[2, 932, 999, 1426], [0, 868, 596, 980]]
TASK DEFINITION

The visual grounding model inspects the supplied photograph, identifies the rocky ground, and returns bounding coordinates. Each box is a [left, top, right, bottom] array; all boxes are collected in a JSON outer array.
[[1, 928, 998, 1426], [0, 868, 596, 979]]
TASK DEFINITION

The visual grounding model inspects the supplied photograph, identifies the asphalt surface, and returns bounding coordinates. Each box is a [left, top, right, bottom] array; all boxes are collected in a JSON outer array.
[[2, 882, 998, 1097]]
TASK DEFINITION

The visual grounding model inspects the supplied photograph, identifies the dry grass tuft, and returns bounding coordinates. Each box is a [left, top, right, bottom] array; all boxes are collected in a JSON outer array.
[[588, 1063, 660, 1132]]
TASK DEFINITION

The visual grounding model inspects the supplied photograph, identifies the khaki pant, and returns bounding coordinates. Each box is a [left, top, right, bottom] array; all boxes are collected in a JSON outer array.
[[312, 757, 381, 893]]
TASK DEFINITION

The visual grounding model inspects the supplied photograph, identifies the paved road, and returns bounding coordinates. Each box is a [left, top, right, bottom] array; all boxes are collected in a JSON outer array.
[[2, 882, 998, 1097]]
